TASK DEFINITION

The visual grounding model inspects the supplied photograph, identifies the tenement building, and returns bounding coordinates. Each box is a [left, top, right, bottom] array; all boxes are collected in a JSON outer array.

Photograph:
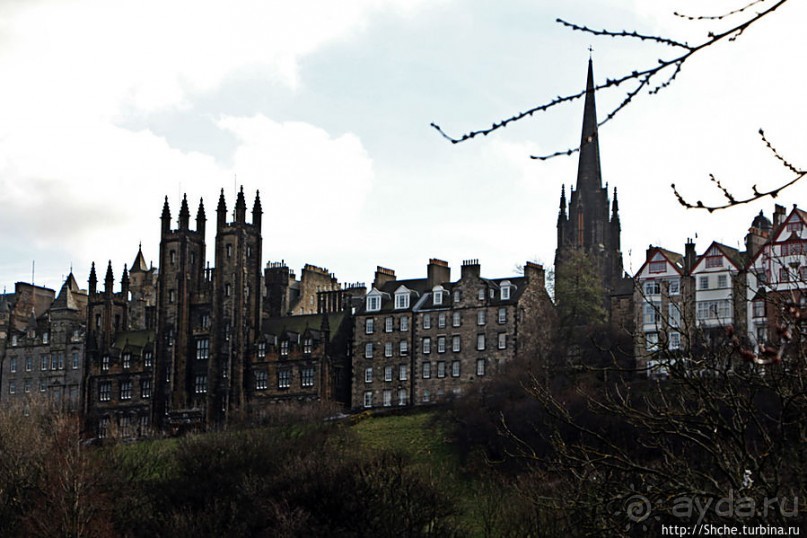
[[352, 259, 553, 409]]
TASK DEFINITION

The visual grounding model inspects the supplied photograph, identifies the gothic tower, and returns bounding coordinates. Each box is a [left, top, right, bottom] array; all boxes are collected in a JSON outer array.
[[154, 194, 209, 426], [208, 187, 262, 424], [555, 58, 624, 308]]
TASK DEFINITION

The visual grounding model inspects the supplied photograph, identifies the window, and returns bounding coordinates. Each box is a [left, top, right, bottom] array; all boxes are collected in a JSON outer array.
[[501, 282, 511, 300], [756, 326, 767, 345], [385, 317, 393, 332], [123, 353, 131, 369], [168, 289, 176, 303], [363, 391, 373, 408], [365, 318, 374, 334], [699, 276, 709, 290], [8, 381, 15, 395], [40, 355, 48, 371], [668, 303, 681, 327], [395, 292, 410, 310], [384, 365, 393, 382], [364, 367, 373, 383], [226, 244, 232, 258], [367, 295, 381, 312], [400, 340, 409, 355], [423, 390, 431, 403], [72, 352, 80, 369], [278, 369, 291, 389], [644, 281, 661, 295], [25, 356, 33, 372], [649, 260, 666, 273], [643, 302, 659, 325], [645, 332, 659, 352], [437, 361, 446, 378], [476, 334, 486, 351], [476, 359, 486, 376], [10, 357, 16, 373], [195, 375, 207, 394], [779, 268, 790, 282], [398, 389, 408, 406], [752, 300, 766, 318], [423, 314, 431, 329], [170, 250, 176, 264], [668, 279, 680, 295], [451, 361, 460, 377], [99, 382, 112, 402], [225, 283, 232, 297], [452, 312, 461, 327], [400, 316, 409, 332], [498, 333, 507, 350], [384, 342, 393, 358], [498, 307, 506, 324], [477, 310, 486, 326], [257, 342, 266, 358], [194, 338, 209, 360], [383, 389, 392, 407], [51, 354, 58, 370], [255, 370, 268, 390], [438, 313, 446, 328], [120, 381, 132, 400], [787, 220, 802, 233], [454, 290, 461, 302], [399, 364, 408, 381], [422, 338, 431, 354], [301, 337, 312, 355], [422, 362, 431, 379], [141, 379, 151, 398], [364, 343, 373, 359], [669, 332, 681, 350], [281, 340, 290, 357], [201, 314, 210, 328], [717, 275, 728, 289], [437, 336, 446, 353], [433, 290, 443, 305], [144, 351, 153, 368], [301, 367, 315, 388], [42, 332, 49, 344], [10, 335, 17, 347], [40, 379, 46, 392], [705, 256, 722, 268], [102, 355, 110, 371], [452, 335, 461, 352], [696, 300, 732, 320], [478, 288, 485, 301]]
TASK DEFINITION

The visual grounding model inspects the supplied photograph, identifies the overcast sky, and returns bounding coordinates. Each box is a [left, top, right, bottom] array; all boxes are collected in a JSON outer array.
[[1, 0, 805, 294]]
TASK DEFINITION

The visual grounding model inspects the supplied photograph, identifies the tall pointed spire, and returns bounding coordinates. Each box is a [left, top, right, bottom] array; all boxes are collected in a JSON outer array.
[[89, 262, 97, 295], [161, 196, 171, 234], [611, 186, 620, 219], [576, 57, 603, 193], [196, 197, 206, 236], [104, 261, 114, 294], [559, 184, 567, 219], [252, 190, 262, 230]]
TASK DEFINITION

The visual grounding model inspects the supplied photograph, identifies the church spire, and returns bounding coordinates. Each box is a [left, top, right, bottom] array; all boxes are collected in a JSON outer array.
[[575, 57, 603, 193]]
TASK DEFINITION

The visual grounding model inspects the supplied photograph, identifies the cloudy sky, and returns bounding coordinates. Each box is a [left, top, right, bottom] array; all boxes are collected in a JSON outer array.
[[1, 0, 805, 294]]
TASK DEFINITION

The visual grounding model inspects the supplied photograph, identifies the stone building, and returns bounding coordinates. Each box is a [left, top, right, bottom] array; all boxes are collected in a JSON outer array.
[[83, 188, 356, 437], [0, 277, 87, 412], [352, 259, 553, 410]]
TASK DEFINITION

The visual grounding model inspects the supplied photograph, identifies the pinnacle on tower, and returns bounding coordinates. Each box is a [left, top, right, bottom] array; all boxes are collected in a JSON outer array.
[[252, 190, 262, 229], [89, 262, 98, 294], [235, 185, 247, 223], [161, 196, 171, 233], [132, 243, 148, 273], [179, 194, 190, 230], [217, 188, 227, 229], [104, 260, 114, 293]]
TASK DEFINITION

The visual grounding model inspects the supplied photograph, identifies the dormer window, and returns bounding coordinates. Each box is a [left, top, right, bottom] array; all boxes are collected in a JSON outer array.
[[280, 340, 289, 357], [500, 281, 512, 300], [303, 338, 313, 355], [432, 285, 445, 305], [394, 287, 410, 310], [366, 293, 381, 312]]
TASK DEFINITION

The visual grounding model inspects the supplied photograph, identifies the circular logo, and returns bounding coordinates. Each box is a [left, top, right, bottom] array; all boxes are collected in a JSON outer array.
[[625, 494, 652, 523]]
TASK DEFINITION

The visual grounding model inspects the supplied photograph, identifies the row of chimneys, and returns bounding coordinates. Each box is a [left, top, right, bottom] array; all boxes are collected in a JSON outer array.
[[372, 259, 545, 291]]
